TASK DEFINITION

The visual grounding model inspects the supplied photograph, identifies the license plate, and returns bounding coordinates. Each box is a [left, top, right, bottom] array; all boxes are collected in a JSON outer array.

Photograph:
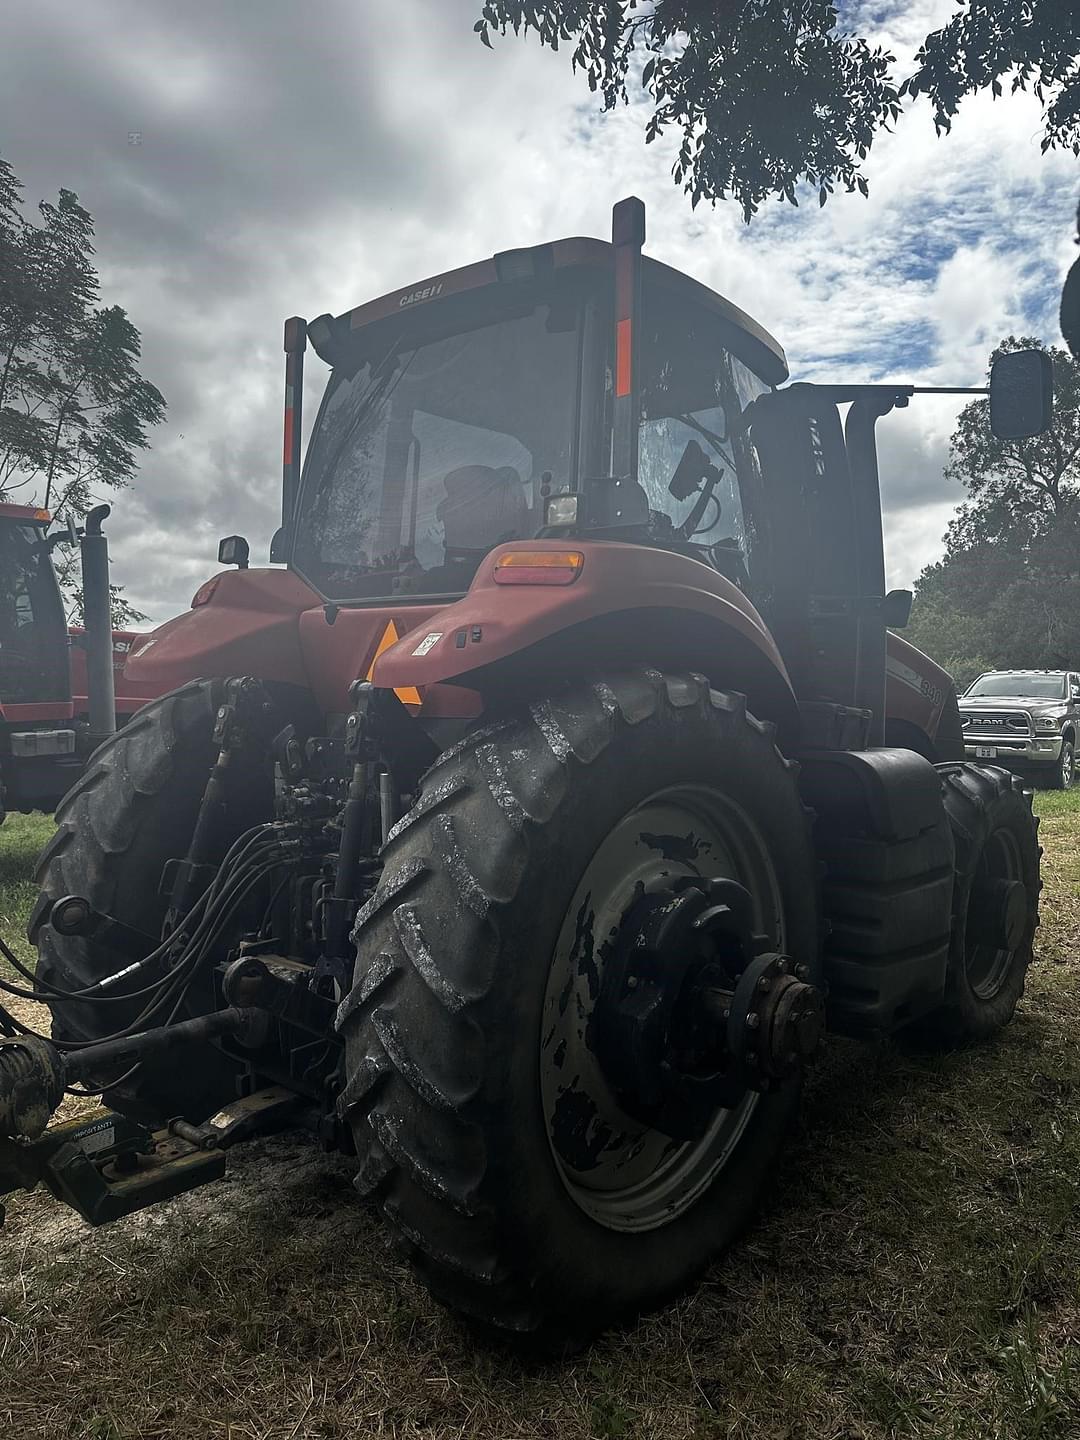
[[975, 745, 997, 758]]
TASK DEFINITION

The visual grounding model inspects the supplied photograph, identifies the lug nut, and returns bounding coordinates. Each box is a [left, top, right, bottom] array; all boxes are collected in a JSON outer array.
[[746, 1012, 760, 1030], [794, 962, 810, 981]]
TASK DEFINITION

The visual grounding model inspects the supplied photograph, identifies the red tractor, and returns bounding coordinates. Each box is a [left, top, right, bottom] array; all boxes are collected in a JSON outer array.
[[0, 199, 1052, 1347], [0, 502, 147, 819]]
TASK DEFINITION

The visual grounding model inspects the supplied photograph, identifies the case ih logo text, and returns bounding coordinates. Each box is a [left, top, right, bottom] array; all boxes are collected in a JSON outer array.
[[399, 282, 443, 308]]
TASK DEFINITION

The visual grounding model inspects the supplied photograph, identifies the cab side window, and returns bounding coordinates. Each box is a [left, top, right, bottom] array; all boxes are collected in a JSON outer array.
[[637, 284, 770, 595]]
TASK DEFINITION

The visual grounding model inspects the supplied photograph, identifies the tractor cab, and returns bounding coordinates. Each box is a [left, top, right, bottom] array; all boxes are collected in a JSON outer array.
[[287, 241, 785, 617], [279, 201, 1049, 752]]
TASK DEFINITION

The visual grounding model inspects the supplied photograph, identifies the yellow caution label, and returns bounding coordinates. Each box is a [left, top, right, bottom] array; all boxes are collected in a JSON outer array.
[[367, 620, 422, 707]]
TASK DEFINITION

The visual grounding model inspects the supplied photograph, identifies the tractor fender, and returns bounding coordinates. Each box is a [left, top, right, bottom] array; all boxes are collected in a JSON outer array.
[[373, 540, 799, 739], [123, 568, 318, 692]]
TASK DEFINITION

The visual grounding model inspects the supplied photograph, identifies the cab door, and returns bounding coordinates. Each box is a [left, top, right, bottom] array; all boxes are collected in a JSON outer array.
[[746, 384, 889, 742]]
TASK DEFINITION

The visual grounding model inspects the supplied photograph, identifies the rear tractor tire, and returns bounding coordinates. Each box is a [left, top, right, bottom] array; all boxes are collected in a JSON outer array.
[[337, 670, 821, 1346], [926, 763, 1041, 1041]]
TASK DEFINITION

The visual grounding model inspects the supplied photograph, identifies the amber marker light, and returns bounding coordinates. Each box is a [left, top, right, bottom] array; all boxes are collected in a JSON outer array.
[[493, 550, 585, 586]]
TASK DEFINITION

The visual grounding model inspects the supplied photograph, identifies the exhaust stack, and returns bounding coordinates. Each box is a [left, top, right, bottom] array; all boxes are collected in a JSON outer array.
[[282, 316, 308, 539], [81, 504, 116, 743]]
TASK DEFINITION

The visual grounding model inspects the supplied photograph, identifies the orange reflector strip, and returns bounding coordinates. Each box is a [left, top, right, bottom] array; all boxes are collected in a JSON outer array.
[[615, 318, 632, 398], [366, 620, 422, 706], [34, 508, 50, 521], [494, 550, 584, 586]]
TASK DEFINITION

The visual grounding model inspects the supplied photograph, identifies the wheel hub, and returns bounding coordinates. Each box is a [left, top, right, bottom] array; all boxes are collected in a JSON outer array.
[[592, 878, 824, 1141], [969, 876, 1028, 952]]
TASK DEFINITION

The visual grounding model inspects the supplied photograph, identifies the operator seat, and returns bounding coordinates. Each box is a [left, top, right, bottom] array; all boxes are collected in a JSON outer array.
[[437, 464, 528, 560]]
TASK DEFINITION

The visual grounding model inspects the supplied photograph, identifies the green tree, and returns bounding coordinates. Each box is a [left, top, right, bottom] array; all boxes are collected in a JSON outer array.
[[945, 336, 1080, 534], [0, 155, 164, 623], [474, 2, 1080, 219], [906, 336, 1080, 685]]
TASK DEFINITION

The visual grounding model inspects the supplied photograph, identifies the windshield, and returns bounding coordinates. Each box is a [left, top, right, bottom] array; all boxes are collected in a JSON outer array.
[[293, 296, 581, 599], [966, 673, 1067, 699]]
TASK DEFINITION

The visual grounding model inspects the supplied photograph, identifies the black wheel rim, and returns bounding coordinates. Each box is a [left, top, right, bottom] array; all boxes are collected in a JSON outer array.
[[539, 784, 784, 1233], [965, 826, 1025, 999]]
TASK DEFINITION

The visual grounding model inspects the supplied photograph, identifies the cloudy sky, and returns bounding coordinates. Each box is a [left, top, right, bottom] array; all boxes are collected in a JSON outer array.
[[2, 0, 1077, 623]]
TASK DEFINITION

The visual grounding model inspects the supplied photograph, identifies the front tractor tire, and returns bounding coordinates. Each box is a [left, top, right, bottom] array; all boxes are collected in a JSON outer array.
[[928, 763, 1041, 1041], [30, 680, 270, 1125], [338, 670, 820, 1345]]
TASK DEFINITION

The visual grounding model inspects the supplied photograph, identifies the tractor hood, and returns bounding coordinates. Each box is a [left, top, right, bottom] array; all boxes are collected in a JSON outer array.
[[124, 568, 319, 693]]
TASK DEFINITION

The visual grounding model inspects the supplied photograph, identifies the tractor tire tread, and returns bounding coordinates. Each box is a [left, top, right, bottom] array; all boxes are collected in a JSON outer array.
[[924, 760, 1039, 1041], [338, 670, 790, 1343]]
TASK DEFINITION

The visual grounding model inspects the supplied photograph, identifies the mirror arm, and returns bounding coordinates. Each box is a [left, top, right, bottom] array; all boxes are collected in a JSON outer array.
[[909, 386, 988, 396]]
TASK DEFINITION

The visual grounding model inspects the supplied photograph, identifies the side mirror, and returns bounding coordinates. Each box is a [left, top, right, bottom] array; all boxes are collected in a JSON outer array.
[[669, 438, 711, 501], [989, 349, 1054, 440], [882, 589, 913, 628], [217, 534, 250, 569]]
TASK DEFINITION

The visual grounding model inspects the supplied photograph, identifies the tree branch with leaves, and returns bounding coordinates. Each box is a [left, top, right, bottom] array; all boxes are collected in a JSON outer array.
[[474, 1, 1080, 220]]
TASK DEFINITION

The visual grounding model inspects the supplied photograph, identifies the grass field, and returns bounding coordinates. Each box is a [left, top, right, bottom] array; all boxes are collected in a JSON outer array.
[[1, 797, 1078, 1440]]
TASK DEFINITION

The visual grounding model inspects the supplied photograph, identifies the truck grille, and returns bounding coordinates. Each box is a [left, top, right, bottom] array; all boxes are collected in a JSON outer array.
[[960, 709, 1032, 739]]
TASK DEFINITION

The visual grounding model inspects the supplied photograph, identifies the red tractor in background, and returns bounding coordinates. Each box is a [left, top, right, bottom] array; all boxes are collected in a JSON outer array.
[[0, 502, 152, 820], [0, 198, 1053, 1348]]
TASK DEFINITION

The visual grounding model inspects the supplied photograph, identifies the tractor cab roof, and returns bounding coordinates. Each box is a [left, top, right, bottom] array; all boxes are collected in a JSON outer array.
[[335, 237, 789, 388]]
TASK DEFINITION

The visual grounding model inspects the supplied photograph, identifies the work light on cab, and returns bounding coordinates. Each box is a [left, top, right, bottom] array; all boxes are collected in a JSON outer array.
[[544, 494, 579, 527]]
